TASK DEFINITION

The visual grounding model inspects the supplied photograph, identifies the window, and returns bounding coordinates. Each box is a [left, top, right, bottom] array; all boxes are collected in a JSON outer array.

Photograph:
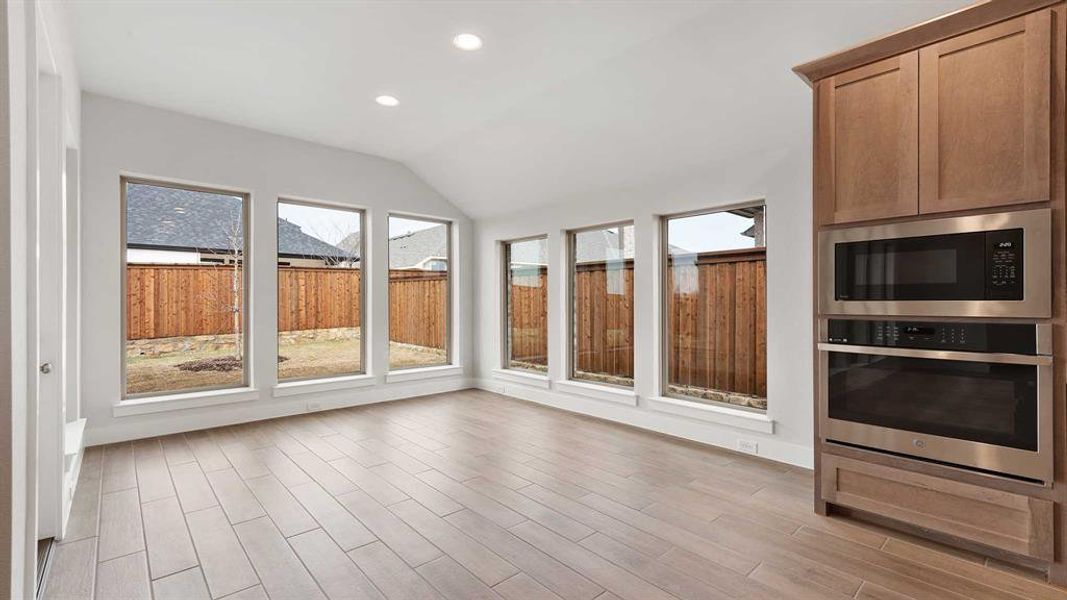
[[123, 178, 249, 397], [569, 223, 634, 387], [389, 215, 451, 369], [503, 237, 548, 373], [277, 200, 364, 381], [664, 205, 766, 410]]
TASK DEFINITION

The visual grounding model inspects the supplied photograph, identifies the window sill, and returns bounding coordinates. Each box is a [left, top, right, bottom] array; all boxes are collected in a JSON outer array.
[[113, 387, 260, 417], [554, 379, 638, 406], [273, 374, 376, 398], [492, 369, 551, 389], [646, 395, 774, 434], [385, 364, 464, 384]]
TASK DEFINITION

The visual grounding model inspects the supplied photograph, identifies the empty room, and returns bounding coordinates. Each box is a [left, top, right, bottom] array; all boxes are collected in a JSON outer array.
[[4, 0, 1067, 598]]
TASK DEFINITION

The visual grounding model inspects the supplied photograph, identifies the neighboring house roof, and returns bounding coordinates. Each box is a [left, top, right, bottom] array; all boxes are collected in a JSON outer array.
[[338, 231, 362, 261], [387, 226, 448, 269], [126, 183, 352, 260]]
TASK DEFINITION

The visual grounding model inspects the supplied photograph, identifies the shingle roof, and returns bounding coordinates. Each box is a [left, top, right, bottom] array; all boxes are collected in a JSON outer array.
[[387, 226, 448, 269], [126, 183, 352, 260]]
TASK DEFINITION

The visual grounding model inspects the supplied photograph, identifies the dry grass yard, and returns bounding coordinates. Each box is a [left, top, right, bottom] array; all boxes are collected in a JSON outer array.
[[126, 337, 447, 394]]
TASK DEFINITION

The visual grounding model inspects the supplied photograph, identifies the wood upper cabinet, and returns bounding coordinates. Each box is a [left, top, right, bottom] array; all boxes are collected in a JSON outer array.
[[918, 10, 1052, 214], [816, 52, 919, 225]]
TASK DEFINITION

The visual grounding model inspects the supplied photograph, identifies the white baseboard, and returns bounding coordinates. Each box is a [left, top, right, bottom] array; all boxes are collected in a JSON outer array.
[[86, 374, 813, 470], [473, 378, 813, 469], [85, 377, 476, 446]]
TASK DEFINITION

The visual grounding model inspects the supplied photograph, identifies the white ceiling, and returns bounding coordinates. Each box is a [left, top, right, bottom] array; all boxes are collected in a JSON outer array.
[[64, 0, 971, 219]]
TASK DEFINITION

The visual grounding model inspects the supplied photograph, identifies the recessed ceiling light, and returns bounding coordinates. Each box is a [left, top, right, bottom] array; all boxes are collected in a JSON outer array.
[[452, 33, 483, 51], [375, 95, 399, 107]]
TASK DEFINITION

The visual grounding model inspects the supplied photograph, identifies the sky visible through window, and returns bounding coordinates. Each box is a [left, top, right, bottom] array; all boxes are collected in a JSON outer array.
[[278, 202, 360, 245], [668, 211, 759, 254], [390, 216, 443, 238]]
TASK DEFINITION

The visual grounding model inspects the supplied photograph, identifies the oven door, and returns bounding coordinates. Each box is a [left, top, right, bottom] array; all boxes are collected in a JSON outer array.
[[818, 343, 1052, 483], [819, 209, 1050, 318]]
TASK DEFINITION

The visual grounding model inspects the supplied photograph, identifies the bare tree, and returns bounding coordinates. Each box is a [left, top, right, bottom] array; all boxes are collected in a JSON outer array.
[[198, 213, 244, 360]]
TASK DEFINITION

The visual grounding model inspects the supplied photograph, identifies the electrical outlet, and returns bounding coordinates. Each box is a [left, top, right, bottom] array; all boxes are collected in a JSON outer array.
[[737, 439, 759, 455]]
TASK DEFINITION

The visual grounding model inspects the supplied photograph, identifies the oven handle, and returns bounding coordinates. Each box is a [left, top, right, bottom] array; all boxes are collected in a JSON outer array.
[[816, 343, 1053, 366]]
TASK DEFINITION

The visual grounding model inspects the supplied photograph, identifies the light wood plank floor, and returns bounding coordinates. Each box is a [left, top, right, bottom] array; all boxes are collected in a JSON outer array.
[[42, 389, 1067, 600]]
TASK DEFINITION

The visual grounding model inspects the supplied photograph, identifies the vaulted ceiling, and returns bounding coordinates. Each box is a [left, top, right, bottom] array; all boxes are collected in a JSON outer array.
[[64, 0, 970, 218]]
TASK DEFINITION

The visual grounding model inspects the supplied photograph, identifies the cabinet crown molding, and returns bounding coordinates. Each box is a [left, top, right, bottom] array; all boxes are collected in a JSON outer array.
[[793, 0, 1058, 86]]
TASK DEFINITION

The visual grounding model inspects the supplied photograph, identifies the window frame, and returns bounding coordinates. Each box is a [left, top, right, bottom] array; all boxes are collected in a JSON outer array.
[[276, 197, 367, 383], [566, 220, 635, 389], [659, 200, 767, 410], [500, 234, 549, 373], [120, 175, 252, 400], [387, 213, 454, 371]]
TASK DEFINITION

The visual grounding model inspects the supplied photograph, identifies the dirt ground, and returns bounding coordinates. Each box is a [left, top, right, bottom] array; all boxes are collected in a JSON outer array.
[[126, 343, 245, 395], [126, 336, 447, 395]]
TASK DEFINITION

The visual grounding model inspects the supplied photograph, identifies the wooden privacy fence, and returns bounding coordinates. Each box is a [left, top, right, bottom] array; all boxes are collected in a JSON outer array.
[[666, 248, 767, 397], [127, 264, 244, 341], [129, 252, 767, 396], [573, 261, 635, 379], [387, 270, 448, 350], [507, 249, 767, 396], [127, 265, 448, 350], [508, 267, 549, 366], [278, 267, 362, 332]]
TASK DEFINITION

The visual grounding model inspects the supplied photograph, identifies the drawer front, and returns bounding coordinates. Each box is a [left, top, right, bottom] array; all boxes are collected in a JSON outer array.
[[822, 455, 1053, 560]]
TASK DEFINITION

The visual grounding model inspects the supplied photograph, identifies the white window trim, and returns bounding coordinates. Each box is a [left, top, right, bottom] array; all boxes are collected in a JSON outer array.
[[646, 395, 774, 434], [385, 364, 464, 383], [121, 176, 254, 402], [113, 386, 260, 417], [492, 368, 550, 389], [273, 373, 376, 397], [554, 379, 637, 406]]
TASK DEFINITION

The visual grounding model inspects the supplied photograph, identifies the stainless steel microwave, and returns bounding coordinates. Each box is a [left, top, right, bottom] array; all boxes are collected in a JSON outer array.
[[819, 209, 1051, 318]]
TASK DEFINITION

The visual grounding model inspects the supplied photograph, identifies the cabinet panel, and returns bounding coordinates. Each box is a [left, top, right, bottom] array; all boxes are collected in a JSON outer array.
[[919, 10, 1051, 213], [822, 454, 1054, 560], [816, 53, 919, 225]]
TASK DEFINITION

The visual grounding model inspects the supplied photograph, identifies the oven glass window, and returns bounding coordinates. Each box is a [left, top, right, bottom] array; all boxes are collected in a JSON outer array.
[[827, 353, 1038, 451]]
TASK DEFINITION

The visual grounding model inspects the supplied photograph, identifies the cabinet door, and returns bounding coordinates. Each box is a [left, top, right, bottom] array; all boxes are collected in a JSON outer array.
[[816, 52, 919, 225], [919, 10, 1051, 214]]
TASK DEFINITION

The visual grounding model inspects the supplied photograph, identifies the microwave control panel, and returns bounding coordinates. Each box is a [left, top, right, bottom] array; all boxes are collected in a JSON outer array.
[[827, 319, 1035, 354], [986, 228, 1024, 299]]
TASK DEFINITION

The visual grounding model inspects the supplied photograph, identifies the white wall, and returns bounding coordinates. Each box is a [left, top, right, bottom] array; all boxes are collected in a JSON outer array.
[[472, 139, 814, 468], [80, 93, 473, 444]]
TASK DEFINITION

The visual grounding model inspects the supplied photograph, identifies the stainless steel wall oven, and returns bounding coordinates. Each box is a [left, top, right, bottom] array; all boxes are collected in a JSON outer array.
[[819, 319, 1052, 482]]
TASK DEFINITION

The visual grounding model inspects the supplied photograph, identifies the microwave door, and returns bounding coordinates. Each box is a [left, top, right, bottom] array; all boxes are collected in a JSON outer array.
[[836, 232, 988, 301]]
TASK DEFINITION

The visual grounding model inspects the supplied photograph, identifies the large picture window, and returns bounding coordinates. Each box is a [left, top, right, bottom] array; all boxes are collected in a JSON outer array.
[[664, 205, 766, 410], [277, 200, 364, 381], [388, 215, 451, 369], [504, 237, 548, 373], [123, 178, 249, 397], [569, 223, 634, 387]]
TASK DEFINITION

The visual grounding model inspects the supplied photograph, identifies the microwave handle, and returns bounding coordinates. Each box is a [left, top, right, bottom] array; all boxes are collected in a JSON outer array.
[[816, 343, 1053, 366]]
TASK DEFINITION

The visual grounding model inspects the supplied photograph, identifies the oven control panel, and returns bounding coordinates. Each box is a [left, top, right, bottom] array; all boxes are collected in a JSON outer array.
[[827, 319, 1036, 354], [986, 228, 1024, 299]]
